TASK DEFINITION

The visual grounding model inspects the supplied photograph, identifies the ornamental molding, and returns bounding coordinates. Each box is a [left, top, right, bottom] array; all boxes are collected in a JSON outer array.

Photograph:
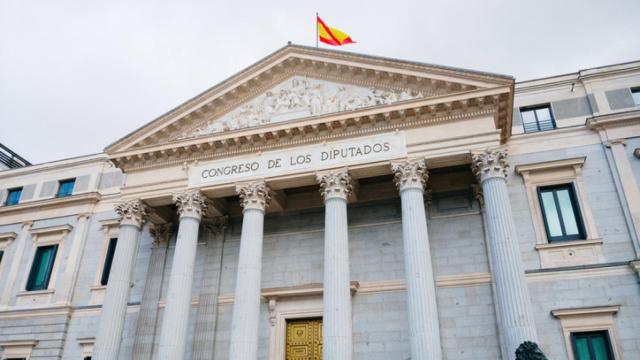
[[317, 168, 353, 201], [391, 158, 428, 192], [106, 44, 513, 153], [236, 181, 272, 211], [181, 76, 422, 139], [471, 148, 510, 182], [105, 46, 514, 171], [0, 232, 17, 249], [115, 199, 148, 227], [514, 156, 586, 175], [112, 102, 500, 173], [202, 216, 228, 236], [173, 190, 208, 219]]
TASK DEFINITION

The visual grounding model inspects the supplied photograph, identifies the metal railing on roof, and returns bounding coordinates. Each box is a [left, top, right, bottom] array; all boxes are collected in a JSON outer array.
[[0, 143, 31, 169]]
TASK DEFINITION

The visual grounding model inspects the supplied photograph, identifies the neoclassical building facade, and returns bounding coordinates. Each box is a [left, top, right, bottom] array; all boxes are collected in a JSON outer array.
[[0, 45, 639, 360]]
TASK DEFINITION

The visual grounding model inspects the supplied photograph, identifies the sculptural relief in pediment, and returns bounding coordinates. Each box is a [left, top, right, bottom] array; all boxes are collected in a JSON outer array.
[[185, 76, 423, 138]]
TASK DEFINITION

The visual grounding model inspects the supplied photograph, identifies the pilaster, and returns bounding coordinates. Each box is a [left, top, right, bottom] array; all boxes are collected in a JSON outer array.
[[192, 216, 228, 359], [132, 223, 173, 360]]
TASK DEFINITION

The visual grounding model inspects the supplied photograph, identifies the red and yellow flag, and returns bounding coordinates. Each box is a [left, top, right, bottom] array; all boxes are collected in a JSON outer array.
[[317, 16, 355, 46]]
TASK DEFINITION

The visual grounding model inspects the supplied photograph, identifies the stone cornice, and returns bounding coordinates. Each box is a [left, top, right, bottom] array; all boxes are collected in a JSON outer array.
[[30, 224, 73, 237], [0, 192, 102, 217], [109, 87, 510, 172], [586, 109, 640, 130], [105, 45, 513, 154], [515, 156, 586, 175], [551, 305, 620, 318]]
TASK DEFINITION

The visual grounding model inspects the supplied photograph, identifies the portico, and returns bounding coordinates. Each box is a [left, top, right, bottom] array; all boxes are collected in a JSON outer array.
[[91, 44, 534, 359]]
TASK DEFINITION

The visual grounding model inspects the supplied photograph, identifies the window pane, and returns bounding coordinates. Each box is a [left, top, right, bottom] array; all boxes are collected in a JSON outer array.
[[6, 188, 22, 205], [591, 336, 611, 360], [535, 107, 552, 121], [557, 189, 580, 236], [541, 192, 563, 237], [27, 245, 57, 291], [573, 337, 592, 360], [632, 89, 640, 106], [34, 247, 54, 287], [521, 110, 537, 124], [57, 179, 75, 197]]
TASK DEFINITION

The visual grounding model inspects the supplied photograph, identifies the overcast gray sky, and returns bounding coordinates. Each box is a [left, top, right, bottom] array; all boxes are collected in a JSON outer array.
[[2, 0, 639, 164]]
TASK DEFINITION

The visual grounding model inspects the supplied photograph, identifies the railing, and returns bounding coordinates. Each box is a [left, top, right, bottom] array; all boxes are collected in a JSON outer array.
[[523, 119, 556, 133], [0, 143, 31, 169]]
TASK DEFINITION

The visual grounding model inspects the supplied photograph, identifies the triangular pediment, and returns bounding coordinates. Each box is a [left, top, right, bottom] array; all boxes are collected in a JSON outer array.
[[188, 75, 423, 138], [106, 44, 513, 153]]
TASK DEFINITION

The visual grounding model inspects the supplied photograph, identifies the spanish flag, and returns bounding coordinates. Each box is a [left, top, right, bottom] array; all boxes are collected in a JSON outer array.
[[317, 16, 355, 46]]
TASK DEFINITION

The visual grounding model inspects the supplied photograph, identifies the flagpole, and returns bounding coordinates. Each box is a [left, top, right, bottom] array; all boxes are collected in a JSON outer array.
[[315, 12, 319, 47]]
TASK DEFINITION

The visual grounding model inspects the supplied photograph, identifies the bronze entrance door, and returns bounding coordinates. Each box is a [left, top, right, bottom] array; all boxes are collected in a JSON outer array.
[[285, 318, 323, 360]]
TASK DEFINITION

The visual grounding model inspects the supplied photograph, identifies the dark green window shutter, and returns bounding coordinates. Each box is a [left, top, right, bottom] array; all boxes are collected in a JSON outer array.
[[100, 238, 118, 286]]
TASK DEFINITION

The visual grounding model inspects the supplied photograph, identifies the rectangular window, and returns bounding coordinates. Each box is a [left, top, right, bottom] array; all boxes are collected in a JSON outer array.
[[571, 331, 615, 360], [538, 184, 585, 242], [26, 244, 58, 291], [520, 104, 556, 133], [56, 178, 75, 198], [632, 87, 640, 107], [5, 187, 23, 206], [100, 238, 118, 286], [0, 250, 3, 265]]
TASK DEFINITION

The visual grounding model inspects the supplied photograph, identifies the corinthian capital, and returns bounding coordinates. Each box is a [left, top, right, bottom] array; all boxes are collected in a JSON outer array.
[[202, 216, 228, 236], [471, 148, 509, 182], [150, 223, 173, 246], [391, 159, 428, 192], [236, 181, 272, 211], [115, 199, 148, 228], [317, 169, 353, 201], [173, 190, 208, 220]]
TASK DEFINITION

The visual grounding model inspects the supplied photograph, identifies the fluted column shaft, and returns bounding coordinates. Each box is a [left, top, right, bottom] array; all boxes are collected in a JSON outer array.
[[158, 190, 208, 360], [318, 169, 353, 360], [473, 149, 537, 359], [392, 160, 442, 359], [94, 200, 147, 360], [228, 182, 272, 360]]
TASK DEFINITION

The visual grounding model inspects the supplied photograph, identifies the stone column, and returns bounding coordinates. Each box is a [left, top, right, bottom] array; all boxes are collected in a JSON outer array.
[[391, 159, 442, 359], [472, 149, 538, 359], [157, 190, 208, 360], [93, 200, 147, 360], [228, 181, 271, 360], [317, 169, 354, 360]]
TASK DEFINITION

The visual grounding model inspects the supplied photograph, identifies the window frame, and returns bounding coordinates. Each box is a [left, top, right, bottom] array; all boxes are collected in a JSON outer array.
[[570, 330, 615, 360], [537, 183, 586, 242], [520, 104, 557, 133], [55, 178, 76, 198], [631, 87, 640, 107], [25, 244, 58, 292], [5, 187, 23, 206]]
